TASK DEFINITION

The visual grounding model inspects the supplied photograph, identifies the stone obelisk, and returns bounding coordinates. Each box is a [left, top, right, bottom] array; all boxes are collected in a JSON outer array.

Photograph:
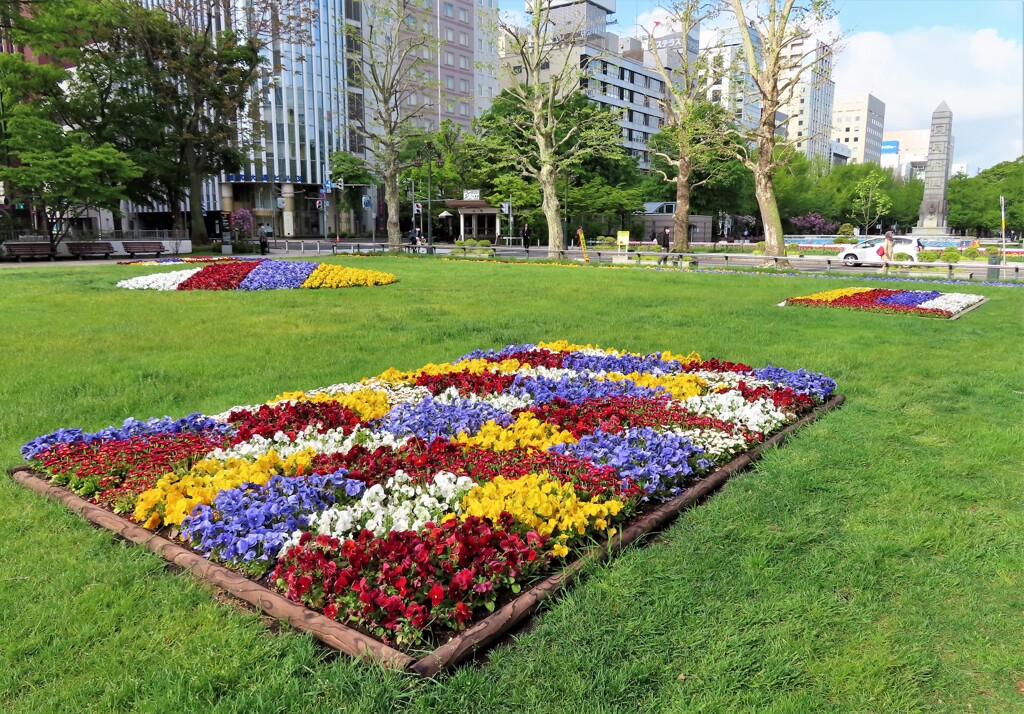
[[913, 101, 954, 236]]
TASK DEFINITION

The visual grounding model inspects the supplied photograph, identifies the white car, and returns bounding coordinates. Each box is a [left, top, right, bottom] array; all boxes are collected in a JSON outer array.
[[840, 236, 923, 266]]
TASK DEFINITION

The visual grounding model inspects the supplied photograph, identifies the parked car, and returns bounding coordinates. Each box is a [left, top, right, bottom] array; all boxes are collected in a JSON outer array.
[[840, 236, 922, 266]]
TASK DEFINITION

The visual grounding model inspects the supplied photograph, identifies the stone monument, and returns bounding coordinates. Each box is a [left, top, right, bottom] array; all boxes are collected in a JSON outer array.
[[912, 101, 954, 236]]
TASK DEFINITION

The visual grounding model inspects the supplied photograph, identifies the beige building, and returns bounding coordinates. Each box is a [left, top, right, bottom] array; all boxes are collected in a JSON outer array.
[[831, 93, 886, 165]]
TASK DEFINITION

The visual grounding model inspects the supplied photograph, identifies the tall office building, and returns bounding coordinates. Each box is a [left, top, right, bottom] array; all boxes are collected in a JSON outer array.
[[704, 26, 763, 133], [831, 93, 885, 165], [777, 38, 834, 164], [135, 0, 501, 238]]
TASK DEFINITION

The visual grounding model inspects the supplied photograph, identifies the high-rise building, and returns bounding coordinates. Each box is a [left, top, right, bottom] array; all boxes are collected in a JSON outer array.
[[134, 0, 501, 238], [777, 38, 834, 164], [705, 26, 762, 133], [831, 93, 885, 165]]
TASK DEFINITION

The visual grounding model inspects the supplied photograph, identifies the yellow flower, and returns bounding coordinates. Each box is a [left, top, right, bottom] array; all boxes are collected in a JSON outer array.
[[788, 287, 873, 302], [600, 371, 706, 400], [133, 448, 316, 529], [460, 471, 623, 557], [300, 264, 397, 289], [455, 412, 577, 452]]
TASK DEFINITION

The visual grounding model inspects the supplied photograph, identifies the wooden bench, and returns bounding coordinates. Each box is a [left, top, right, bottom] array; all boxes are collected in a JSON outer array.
[[4, 242, 55, 261], [122, 241, 166, 258], [67, 241, 115, 260]]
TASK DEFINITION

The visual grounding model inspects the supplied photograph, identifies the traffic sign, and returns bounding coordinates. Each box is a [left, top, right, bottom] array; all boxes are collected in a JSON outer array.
[[323, 179, 333, 190], [362, 196, 372, 209]]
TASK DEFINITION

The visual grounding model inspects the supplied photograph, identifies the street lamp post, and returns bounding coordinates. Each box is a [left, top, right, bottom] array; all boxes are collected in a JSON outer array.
[[563, 172, 570, 245], [425, 140, 434, 253]]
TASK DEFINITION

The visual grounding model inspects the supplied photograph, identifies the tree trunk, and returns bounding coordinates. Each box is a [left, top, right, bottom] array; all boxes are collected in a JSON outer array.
[[383, 165, 401, 251], [753, 148, 785, 259], [184, 141, 208, 243], [538, 162, 563, 258], [673, 152, 692, 251]]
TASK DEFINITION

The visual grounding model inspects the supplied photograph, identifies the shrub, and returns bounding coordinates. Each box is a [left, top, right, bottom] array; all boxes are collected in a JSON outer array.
[[751, 241, 765, 254], [938, 248, 961, 263], [832, 236, 852, 244], [917, 249, 940, 263], [837, 223, 855, 237], [986, 246, 1002, 257], [963, 246, 982, 260], [893, 252, 913, 262]]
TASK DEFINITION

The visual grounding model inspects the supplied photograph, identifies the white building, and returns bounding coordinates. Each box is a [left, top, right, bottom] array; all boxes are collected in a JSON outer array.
[[881, 128, 957, 181], [831, 93, 886, 164]]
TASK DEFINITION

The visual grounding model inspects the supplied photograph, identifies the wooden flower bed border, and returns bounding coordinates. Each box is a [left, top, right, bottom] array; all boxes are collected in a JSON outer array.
[[9, 394, 844, 676]]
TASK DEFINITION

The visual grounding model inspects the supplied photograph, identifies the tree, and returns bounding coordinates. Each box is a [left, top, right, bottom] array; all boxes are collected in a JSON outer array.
[[948, 157, 1023, 236], [351, 0, 440, 250], [495, 1, 626, 256], [850, 172, 892, 234], [642, 0, 735, 250], [329, 151, 377, 214], [0, 105, 142, 244], [725, 0, 841, 259]]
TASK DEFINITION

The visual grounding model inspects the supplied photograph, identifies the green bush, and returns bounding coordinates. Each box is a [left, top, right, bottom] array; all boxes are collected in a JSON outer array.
[[837, 223, 855, 237], [963, 246, 982, 260], [985, 246, 1002, 257], [231, 239, 258, 254], [751, 241, 765, 255], [832, 236, 852, 244], [917, 249, 940, 263], [938, 248, 961, 263], [893, 252, 913, 262]]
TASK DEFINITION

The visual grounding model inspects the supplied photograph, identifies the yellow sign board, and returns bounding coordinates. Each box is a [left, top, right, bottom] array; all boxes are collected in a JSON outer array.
[[616, 231, 630, 248]]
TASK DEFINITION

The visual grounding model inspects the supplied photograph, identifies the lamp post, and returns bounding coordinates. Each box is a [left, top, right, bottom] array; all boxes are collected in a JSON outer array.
[[1000, 194, 1007, 264], [425, 139, 434, 252]]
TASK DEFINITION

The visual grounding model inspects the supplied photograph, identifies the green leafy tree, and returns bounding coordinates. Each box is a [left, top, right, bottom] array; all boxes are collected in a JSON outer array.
[[0, 105, 142, 244], [851, 171, 893, 235], [948, 157, 1023, 237]]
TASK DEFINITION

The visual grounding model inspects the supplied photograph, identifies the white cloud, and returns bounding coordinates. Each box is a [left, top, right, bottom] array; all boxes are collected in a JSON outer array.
[[833, 25, 1023, 171]]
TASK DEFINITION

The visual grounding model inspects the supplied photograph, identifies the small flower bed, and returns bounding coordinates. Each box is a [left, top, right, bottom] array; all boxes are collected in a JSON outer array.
[[115, 260, 397, 291], [22, 342, 836, 648], [784, 287, 984, 318]]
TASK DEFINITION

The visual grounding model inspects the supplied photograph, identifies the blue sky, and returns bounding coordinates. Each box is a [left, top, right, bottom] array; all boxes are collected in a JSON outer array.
[[615, 0, 1024, 172]]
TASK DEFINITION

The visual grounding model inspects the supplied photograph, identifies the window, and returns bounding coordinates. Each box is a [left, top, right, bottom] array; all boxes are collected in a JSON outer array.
[[711, 89, 721, 103], [446, 100, 455, 113], [445, 75, 455, 89], [458, 55, 469, 70], [459, 102, 469, 116], [459, 7, 468, 22], [444, 51, 454, 66], [445, 27, 454, 42], [459, 31, 468, 46], [443, 2, 454, 17], [460, 78, 468, 93], [409, 94, 418, 106]]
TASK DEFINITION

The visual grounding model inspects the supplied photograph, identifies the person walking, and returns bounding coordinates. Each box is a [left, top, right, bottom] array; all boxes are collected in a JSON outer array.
[[656, 226, 671, 265], [522, 223, 531, 247], [879, 230, 894, 274]]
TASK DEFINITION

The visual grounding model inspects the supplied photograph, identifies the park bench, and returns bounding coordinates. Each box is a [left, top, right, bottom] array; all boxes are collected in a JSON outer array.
[[4, 242, 55, 261], [122, 241, 166, 258], [67, 241, 115, 260]]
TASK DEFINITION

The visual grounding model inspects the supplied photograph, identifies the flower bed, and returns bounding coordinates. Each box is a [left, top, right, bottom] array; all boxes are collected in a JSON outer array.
[[19, 342, 837, 657], [117, 257, 265, 266], [783, 287, 985, 318], [115, 259, 397, 290]]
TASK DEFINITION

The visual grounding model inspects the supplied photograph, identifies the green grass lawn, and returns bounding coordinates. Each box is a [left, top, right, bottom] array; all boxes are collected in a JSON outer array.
[[2, 256, 1023, 713]]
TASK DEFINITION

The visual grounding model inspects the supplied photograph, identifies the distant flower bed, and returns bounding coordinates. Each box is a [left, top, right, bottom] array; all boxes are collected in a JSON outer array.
[[784, 287, 984, 318], [116, 260, 397, 290], [117, 257, 264, 266], [22, 341, 836, 649]]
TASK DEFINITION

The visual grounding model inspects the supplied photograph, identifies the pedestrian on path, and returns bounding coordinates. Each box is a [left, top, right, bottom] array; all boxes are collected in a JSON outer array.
[[657, 227, 671, 265]]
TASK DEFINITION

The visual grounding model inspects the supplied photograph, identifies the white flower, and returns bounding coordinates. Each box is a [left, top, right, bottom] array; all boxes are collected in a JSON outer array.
[[116, 268, 201, 291], [917, 293, 984, 314], [683, 391, 788, 434]]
